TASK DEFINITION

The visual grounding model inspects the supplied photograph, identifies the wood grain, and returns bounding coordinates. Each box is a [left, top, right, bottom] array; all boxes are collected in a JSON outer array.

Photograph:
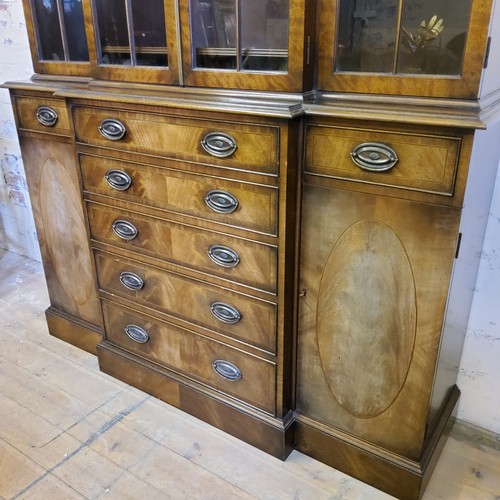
[[317, 218, 417, 419], [14, 96, 71, 136], [2, 249, 499, 499], [305, 123, 461, 196], [20, 0, 94, 77], [87, 201, 278, 291], [101, 300, 276, 414], [95, 250, 277, 353], [45, 307, 101, 355], [73, 106, 279, 174], [316, 0, 493, 98], [81, 157, 279, 236], [18, 136, 102, 329], [91, 0, 180, 85], [178, 0, 312, 92], [297, 180, 461, 458]]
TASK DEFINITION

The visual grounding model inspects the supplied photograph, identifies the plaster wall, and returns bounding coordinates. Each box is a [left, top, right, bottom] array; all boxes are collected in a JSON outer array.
[[0, 0, 39, 260]]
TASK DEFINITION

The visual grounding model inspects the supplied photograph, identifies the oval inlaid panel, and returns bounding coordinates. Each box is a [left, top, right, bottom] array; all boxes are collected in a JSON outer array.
[[40, 158, 94, 307], [317, 219, 417, 419]]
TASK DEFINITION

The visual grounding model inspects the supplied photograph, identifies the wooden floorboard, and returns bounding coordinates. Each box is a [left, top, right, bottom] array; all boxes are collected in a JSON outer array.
[[0, 248, 499, 499]]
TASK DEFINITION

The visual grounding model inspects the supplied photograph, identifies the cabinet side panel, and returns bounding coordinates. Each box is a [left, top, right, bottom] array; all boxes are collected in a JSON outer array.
[[429, 122, 500, 431], [479, 0, 500, 98]]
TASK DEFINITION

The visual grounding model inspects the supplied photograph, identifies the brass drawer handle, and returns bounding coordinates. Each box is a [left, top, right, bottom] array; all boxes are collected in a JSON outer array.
[[112, 220, 138, 240], [124, 324, 149, 343], [212, 360, 241, 381], [105, 169, 132, 191], [98, 118, 126, 141], [205, 190, 239, 214], [201, 132, 237, 158], [350, 143, 398, 172], [207, 245, 240, 268], [210, 302, 242, 324], [119, 271, 144, 291], [36, 106, 58, 127]]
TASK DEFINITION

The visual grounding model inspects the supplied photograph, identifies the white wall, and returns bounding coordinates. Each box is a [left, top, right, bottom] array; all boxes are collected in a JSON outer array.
[[0, 0, 499, 434], [457, 170, 500, 433], [0, 0, 39, 260]]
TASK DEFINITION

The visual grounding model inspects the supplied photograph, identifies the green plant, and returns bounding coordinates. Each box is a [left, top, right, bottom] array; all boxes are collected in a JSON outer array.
[[402, 15, 444, 53]]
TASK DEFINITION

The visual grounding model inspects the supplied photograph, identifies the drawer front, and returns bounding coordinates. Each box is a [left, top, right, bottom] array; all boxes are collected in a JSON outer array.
[[81, 155, 278, 235], [14, 96, 71, 136], [73, 106, 279, 175], [88, 203, 277, 292], [102, 300, 276, 414], [305, 125, 461, 196], [95, 251, 277, 353]]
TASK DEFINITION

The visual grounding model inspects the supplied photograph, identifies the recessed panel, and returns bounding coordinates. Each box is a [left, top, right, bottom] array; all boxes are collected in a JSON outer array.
[[317, 219, 417, 419], [40, 158, 96, 310]]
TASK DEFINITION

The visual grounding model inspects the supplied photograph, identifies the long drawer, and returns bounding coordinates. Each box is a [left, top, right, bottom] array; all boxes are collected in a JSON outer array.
[[102, 299, 276, 414], [87, 202, 277, 292], [305, 124, 461, 196], [95, 251, 277, 353], [80, 154, 278, 235], [73, 106, 279, 175]]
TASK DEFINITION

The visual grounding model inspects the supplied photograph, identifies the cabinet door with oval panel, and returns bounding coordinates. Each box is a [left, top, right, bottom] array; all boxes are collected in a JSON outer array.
[[296, 178, 461, 459], [17, 136, 103, 353]]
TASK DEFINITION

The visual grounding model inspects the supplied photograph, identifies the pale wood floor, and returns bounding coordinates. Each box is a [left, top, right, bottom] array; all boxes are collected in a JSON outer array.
[[1, 249, 500, 500]]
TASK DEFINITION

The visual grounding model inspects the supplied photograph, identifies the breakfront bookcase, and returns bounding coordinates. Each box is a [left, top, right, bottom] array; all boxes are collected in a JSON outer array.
[[5, 1, 500, 498]]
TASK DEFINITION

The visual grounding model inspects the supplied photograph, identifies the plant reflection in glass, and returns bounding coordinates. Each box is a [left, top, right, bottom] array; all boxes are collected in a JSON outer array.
[[401, 15, 444, 54]]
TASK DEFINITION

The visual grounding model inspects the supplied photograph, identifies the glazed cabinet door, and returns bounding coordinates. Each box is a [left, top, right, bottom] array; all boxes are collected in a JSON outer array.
[[19, 135, 103, 351], [22, 0, 181, 84], [179, 0, 314, 91], [317, 0, 493, 98], [296, 178, 461, 459], [90, 0, 180, 84], [22, 0, 94, 76]]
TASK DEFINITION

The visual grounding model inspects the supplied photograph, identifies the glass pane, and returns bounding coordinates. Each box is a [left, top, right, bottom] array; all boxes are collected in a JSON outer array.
[[335, 0, 399, 73], [33, 0, 64, 61], [190, 0, 237, 69], [131, 0, 168, 66], [95, 0, 130, 65], [397, 0, 471, 75], [62, 0, 89, 61], [240, 0, 288, 71]]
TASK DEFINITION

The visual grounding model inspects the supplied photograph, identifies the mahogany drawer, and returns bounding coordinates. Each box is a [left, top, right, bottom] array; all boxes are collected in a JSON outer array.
[[73, 106, 279, 175], [13, 96, 71, 136], [80, 154, 278, 235], [95, 251, 277, 353], [88, 203, 277, 293], [305, 124, 461, 196], [102, 299, 276, 414]]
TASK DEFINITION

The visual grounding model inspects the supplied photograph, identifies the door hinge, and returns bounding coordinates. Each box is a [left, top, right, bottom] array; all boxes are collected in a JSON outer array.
[[455, 232, 463, 259], [484, 37, 492, 69], [306, 36, 311, 66]]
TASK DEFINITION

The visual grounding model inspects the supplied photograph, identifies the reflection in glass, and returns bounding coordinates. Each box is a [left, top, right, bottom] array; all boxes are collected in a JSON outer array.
[[132, 0, 168, 66], [95, 0, 168, 67], [33, 0, 89, 62], [95, 0, 130, 65], [33, 0, 64, 61], [62, 0, 89, 61], [190, 0, 289, 72], [241, 0, 288, 71], [336, 0, 399, 73], [191, 0, 237, 69], [397, 0, 471, 75], [335, 0, 471, 76]]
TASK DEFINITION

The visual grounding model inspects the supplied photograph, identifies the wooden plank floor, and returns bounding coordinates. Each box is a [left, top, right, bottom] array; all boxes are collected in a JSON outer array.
[[1, 248, 500, 500]]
